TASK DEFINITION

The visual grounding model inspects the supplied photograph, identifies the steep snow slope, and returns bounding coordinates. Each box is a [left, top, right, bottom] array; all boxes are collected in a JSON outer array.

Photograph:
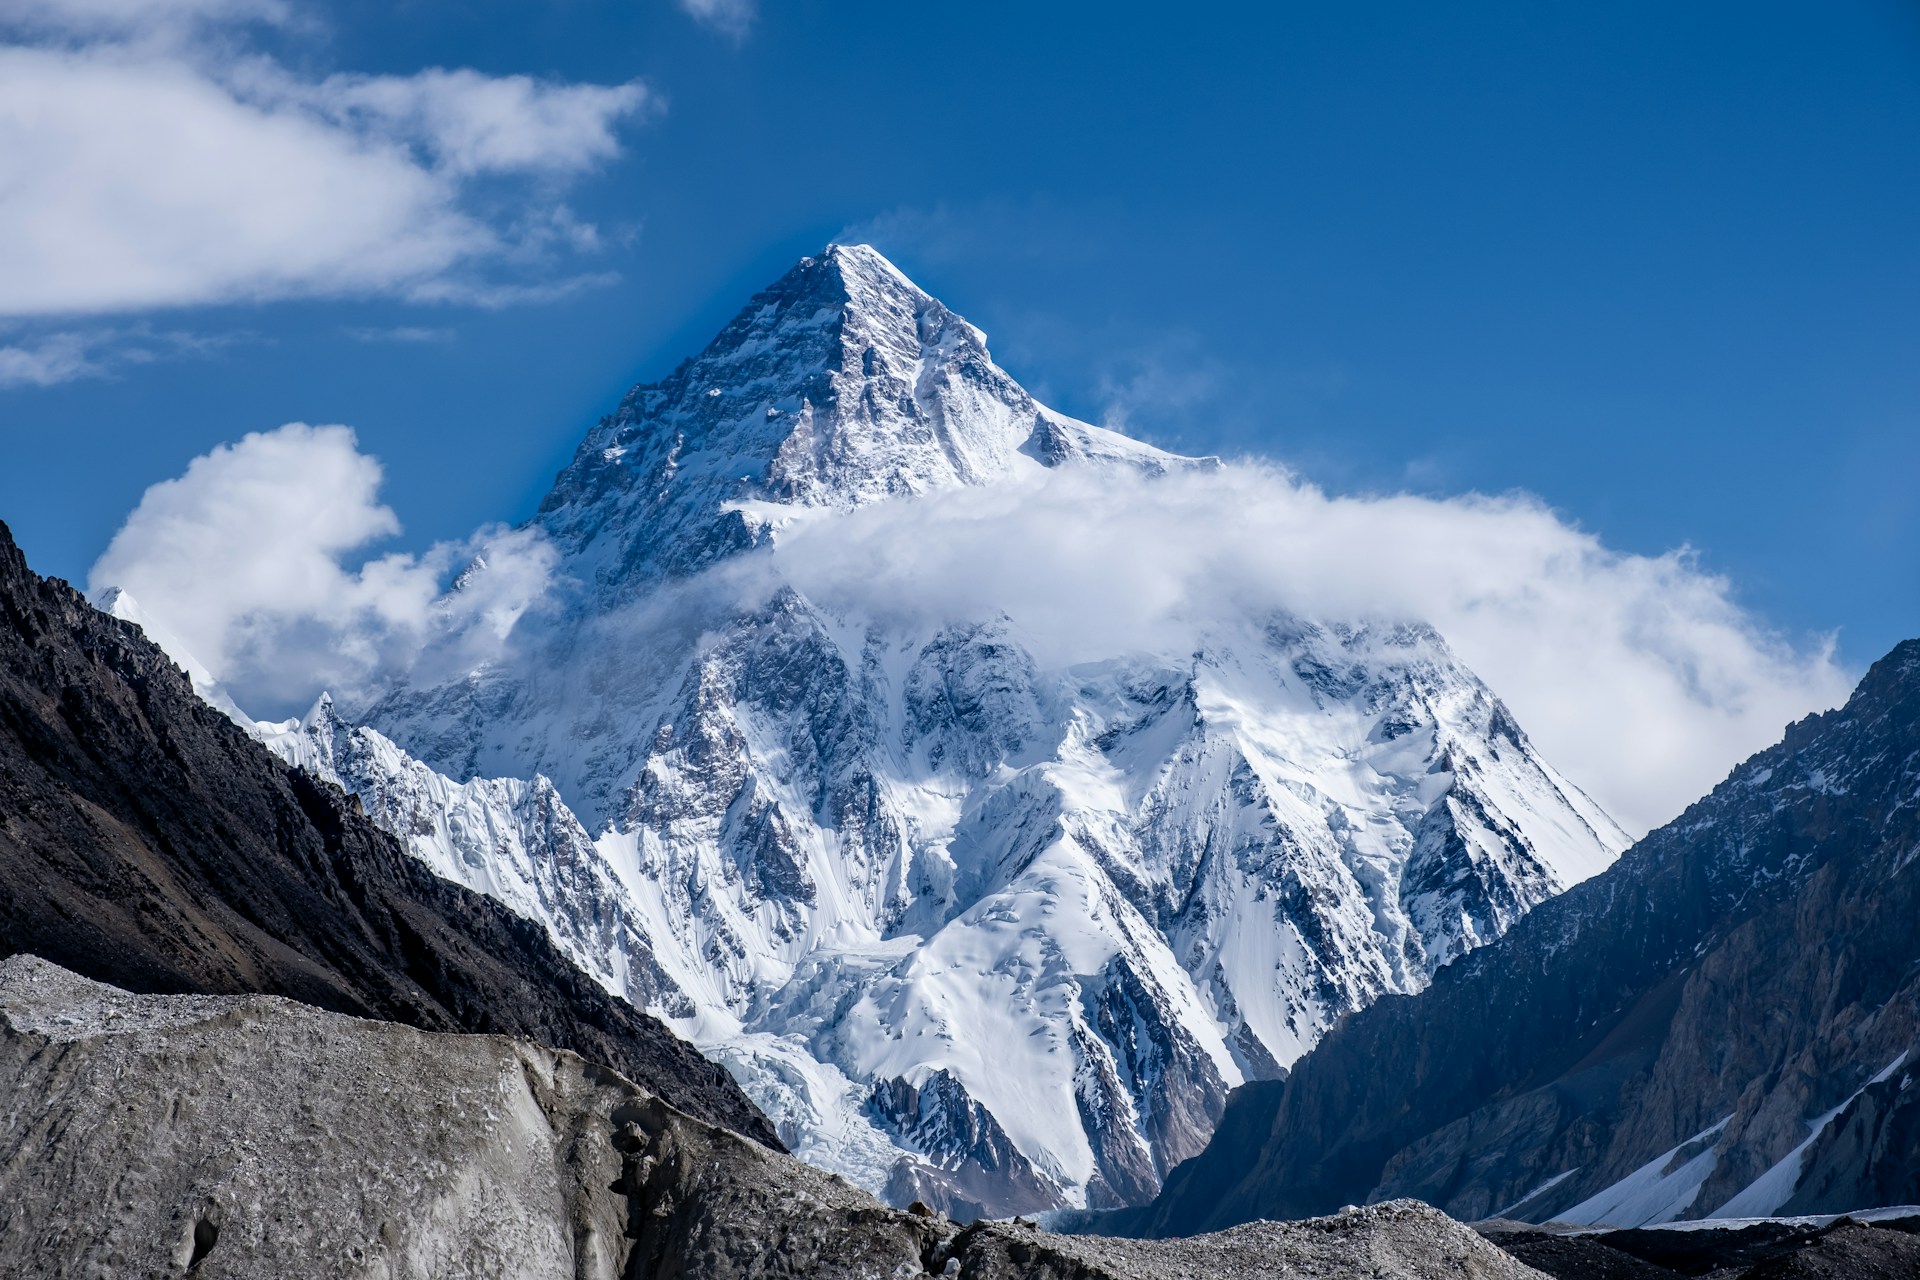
[[257, 698, 691, 1021], [290, 246, 1625, 1215]]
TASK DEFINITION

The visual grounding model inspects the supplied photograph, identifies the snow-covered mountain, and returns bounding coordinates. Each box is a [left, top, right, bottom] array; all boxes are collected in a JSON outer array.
[[260, 245, 1627, 1216], [1106, 640, 1920, 1238]]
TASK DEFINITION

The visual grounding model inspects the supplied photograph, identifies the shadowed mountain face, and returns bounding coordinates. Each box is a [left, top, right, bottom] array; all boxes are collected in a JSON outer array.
[[1098, 639, 1920, 1237], [0, 519, 777, 1148]]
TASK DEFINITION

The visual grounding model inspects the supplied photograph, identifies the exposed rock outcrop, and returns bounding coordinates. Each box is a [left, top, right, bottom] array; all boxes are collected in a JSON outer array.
[[1479, 1214, 1920, 1279], [952, 1203, 1547, 1279], [0, 519, 774, 1147]]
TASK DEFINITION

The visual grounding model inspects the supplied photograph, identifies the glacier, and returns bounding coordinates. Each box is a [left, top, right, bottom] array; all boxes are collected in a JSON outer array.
[[146, 244, 1629, 1216]]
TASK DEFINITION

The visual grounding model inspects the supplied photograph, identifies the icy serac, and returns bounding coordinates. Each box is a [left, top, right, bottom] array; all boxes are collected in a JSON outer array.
[[337, 245, 1628, 1216]]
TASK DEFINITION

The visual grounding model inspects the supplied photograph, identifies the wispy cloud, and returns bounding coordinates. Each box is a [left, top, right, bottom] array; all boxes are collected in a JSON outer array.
[[677, 0, 754, 38], [0, 323, 243, 388], [342, 325, 455, 344], [1080, 332, 1231, 437], [96, 421, 1854, 835], [0, 0, 292, 40], [746, 464, 1852, 835], [403, 270, 623, 309], [0, 332, 103, 387], [0, 0, 654, 317]]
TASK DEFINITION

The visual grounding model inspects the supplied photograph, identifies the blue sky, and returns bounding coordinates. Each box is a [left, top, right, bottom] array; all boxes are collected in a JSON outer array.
[[3, 0, 1916, 673]]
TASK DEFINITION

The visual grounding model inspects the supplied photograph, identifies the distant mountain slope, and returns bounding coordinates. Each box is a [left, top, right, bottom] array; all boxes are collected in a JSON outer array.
[[0, 519, 776, 1147], [1102, 638, 1920, 1236], [299, 244, 1632, 1215]]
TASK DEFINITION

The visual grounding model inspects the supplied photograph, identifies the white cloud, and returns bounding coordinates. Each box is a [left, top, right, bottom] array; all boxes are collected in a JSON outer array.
[[88, 423, 556, 712], [0, 2, 651, 318], [93, 428, 1852, 836], [678, 0, 754, 38], [244, 65, 649, 179], [0, 0, 287, 40], [747, 464, 1853, 835]]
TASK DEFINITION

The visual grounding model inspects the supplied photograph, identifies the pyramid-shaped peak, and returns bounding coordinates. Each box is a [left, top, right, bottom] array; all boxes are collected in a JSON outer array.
[[818, 242, 916, 289], [534, 241, 1195, 591], [735, 242, 983, 354], [773, 242, 923, 301], [744, 242, 919, 309], [612, 241, 996, 428], [811, 243, 950, 317]]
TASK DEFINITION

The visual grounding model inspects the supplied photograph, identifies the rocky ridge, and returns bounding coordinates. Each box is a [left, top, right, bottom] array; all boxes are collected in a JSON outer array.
[[1478, 1215, 1920, 1280]]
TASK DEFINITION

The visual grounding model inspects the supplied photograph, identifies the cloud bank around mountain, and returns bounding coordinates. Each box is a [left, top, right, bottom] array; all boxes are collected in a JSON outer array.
[[88, 424, 556, 713], [0, 0, 650, 328], [755, 464, 1852, 834], [91, 425, 1850, 834]]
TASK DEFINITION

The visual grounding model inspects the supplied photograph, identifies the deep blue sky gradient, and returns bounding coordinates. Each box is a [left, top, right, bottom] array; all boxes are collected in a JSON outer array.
[[5, 0, 1916, 665]]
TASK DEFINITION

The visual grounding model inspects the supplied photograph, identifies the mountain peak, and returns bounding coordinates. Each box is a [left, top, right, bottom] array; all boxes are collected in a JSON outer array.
[[815, 240, 923, 295], [534, 244, 1186, 591], [348, 249, 1634, 1217], [669, 241, 990, 408]]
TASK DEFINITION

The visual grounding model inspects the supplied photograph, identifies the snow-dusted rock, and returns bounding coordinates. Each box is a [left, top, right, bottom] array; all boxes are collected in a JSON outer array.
[[257, 697, 691, 1020]]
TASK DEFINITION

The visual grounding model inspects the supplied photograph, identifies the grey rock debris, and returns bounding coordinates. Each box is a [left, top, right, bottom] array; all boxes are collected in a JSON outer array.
[[0, 954, 1545, 1279]]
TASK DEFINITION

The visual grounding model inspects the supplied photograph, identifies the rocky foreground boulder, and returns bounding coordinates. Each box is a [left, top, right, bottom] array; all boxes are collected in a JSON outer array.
[[0, 955, 1545, 1279]]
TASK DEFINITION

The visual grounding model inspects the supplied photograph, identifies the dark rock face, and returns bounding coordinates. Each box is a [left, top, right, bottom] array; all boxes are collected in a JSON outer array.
[[870, 1069, 1061, 1220], [0, 519, 777, 1147], [1078, 953, 1232, 1194], [1482, 1229, 1683, 1279], [1102, 639, 1920, 1236], [1480, 1216, 1920, 1279]]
